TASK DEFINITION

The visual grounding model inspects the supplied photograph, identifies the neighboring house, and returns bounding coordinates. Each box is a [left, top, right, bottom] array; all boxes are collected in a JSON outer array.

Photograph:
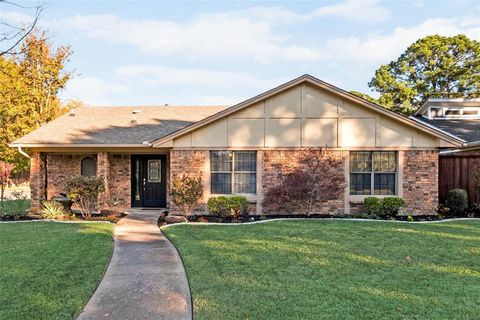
[[411, 98, 480, 204], [10, 75, 463, 215]]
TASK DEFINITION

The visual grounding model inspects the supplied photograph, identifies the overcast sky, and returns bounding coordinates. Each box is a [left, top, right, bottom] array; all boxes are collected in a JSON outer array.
[[1, 0, 479, 106]]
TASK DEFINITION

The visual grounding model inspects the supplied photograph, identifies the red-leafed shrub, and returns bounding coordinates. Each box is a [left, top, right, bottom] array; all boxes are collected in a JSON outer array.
[[262, 148, 344, 215]]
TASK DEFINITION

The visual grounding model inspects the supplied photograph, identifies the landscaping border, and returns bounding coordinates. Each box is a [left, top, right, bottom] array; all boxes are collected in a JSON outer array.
[[160, 217, 480, 229]]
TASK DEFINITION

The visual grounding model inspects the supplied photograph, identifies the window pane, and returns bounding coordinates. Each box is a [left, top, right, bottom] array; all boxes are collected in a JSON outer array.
[[350, 152, 372, 172], [234, 173, 256, 194], [373, 152, 396, 172], [211, 151, 232, 172], [350, 173, 371, 195], [374, 173, 396, 195], [234, 151, 256, 172], [211, 173, 232, 194], [148, 160, 161, 183], [81, 157, 96, 177]]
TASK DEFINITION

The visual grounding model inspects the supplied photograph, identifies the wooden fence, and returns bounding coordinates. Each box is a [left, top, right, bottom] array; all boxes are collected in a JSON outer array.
[[439, 155, 480, 205]]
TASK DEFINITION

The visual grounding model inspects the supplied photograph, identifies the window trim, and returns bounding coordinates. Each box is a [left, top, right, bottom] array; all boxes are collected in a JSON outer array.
[[210, 151, 257, 195], [349, 151, 397, 196]]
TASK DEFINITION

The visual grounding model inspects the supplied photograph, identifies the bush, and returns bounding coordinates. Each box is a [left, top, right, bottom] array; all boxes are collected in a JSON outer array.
[[262, 171, 311, 214], [363, 196, 405, 218], [170, 175, 203, 215], [445, 188, 468, 215], [65, 176, 105, 218], [207, 196, 249, 219], [363, 197, 383, 216], [40, 200, 65, 219], [382, 197, 406, 217]]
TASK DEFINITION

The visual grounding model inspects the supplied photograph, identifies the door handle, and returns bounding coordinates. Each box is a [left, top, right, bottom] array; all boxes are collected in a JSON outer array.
[[143, 178, 146, 190]]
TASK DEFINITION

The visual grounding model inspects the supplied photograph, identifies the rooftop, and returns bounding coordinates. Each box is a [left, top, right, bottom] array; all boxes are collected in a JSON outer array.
[[11, 105, 227, 146]]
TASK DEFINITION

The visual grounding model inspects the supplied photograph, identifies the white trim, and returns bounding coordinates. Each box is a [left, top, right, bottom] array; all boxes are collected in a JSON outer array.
[[9, 143, 152, 148]]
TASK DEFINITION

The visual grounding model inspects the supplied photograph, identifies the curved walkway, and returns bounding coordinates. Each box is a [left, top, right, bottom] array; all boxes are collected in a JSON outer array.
[[77, 210, 192, 320]]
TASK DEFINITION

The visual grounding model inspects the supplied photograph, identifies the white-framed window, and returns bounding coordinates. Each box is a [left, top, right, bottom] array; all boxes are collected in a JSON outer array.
[[350, 151, 397, 195], [210, 151, 256, 194]]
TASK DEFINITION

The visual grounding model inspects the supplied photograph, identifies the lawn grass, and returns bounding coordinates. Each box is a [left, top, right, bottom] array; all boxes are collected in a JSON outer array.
[[0, 222, 114, 319], [0, 199, 31, 215], [163, 220, 480, 320]]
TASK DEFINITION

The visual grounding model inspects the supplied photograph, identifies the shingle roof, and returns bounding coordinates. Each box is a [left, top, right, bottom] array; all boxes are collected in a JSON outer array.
[[412, 115, 480, 143], [11, 105, 227, 146]]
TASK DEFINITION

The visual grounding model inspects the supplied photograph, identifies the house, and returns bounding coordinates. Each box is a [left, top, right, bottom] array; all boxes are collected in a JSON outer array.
[[411, 98, 480, 204], [10, 75, 464, 215]]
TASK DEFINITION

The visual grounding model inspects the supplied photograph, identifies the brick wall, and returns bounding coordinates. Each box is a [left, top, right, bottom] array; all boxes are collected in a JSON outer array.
[[169, 150, 206, 214], [403, 150, 439, 214], [261, 149, 347, 215], [29, 152, 131, 211]]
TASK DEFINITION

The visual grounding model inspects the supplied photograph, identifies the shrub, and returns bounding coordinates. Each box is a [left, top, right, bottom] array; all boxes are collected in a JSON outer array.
[[445, 188, 468, 215], [40, 200, 65, 219], [207, 196, 249, 218], [363, 196, 405, 218], [363, 197, 383, 216], [262, 171, 311, 214], [382, 197, 406, 217], [65, 176, 105, 218], [170, 175, 203, 215]]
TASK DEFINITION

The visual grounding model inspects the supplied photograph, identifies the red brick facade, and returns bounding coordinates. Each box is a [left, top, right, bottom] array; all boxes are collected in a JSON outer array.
[[169, 150, 206, 213], [29, 149, 439, 215], [30, 152, 131, 210], [261, 149, 347, 215], [402, 150, 439, 214]]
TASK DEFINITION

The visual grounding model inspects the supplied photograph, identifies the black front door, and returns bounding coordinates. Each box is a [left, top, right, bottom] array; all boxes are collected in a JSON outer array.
[[131, 155, 167, 207]]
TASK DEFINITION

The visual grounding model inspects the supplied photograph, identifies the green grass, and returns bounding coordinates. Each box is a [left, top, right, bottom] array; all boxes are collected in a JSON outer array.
[[163, 220, 480, 320], [0, 222, 114, 319], [0, 199, 31, 215]]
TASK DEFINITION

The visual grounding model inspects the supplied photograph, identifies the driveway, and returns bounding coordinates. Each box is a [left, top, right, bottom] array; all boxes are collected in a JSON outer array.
[[77, 210, 192, 320]]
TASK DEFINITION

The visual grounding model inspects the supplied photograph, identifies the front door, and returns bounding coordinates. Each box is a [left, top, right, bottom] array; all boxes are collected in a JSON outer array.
[[131, 155, 167, 207]]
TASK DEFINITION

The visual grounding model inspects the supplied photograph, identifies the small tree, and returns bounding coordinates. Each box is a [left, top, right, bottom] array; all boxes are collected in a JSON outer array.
[[263, 148, 345, 215], [0, 161, 15, 215], [170, 175, 203, 215], [65, 176, 105, 218]]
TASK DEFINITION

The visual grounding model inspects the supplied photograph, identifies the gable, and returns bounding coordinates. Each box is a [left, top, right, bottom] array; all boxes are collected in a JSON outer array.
[[153, 75, 462, 149]]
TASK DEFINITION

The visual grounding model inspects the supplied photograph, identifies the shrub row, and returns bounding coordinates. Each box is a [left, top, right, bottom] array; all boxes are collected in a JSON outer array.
[[363, 196, 405, 217]]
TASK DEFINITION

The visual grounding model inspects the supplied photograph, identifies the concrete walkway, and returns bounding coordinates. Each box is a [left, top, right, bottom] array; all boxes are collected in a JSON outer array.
[[77, 210, 192, 320]]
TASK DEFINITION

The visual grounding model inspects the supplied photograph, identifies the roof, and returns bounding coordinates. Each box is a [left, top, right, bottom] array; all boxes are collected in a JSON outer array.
[[414, 98, 480, 116], [11, 105, 227, 147], [152, 74, 463, 147], [411, 115, 480, 143]]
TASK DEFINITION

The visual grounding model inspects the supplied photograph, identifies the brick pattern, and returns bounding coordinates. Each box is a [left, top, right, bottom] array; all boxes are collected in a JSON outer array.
[[403, 150, 439, 214], [29, 152, 131, 211], [169, 150, 206, 213], [30, 152, 46, 208], [261, 149, 347, 215]]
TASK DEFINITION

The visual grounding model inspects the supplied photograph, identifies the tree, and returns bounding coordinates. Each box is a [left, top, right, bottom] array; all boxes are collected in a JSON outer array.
[[369, 34, 480, 115], [350, 90, 380, 104], [65, 176, 105, 218], [262, 148, 345, 215], [0, 31, 72, 171], [0, 161, 15, 214], [0, 1, 44, 56]]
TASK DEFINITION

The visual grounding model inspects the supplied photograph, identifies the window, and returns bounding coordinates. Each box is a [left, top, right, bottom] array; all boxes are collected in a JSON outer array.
[[430, 107, 443, 118], [210, 151, 256, 194], [81, 157, 96, 177], [148, 160, 161, 183], [350, 151, 396, 195], [463, 109, 478, 116], [445, 109, 460, 116]]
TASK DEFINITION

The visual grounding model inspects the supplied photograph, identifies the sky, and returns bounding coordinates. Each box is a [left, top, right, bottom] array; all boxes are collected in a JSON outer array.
[[1, 0, 479, 106]]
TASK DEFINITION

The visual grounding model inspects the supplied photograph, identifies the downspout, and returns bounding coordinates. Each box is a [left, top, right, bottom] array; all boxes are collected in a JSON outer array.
[[17, 147, 30, 159]]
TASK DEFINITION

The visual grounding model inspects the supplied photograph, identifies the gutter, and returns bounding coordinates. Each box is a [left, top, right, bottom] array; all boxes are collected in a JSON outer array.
[[9, 143, 154, 148]]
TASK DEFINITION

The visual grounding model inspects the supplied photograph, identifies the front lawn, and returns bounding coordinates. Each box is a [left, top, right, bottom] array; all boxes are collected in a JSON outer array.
[[0, 199, 31, 215], [163, 220, 480, 320], [0, 222, 114, 319]]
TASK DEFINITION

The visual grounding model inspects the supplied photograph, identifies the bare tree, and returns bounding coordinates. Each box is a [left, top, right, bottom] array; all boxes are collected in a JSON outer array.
[[0, 1, 44, 56]]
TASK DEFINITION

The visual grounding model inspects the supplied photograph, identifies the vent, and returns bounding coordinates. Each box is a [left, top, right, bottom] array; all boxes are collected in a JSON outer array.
[[131, 110, 141, 123]]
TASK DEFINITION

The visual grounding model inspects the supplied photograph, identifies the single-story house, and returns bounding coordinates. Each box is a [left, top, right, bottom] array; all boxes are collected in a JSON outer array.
[[411, 98, 480, 204], [10, 75, 465, 215]]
